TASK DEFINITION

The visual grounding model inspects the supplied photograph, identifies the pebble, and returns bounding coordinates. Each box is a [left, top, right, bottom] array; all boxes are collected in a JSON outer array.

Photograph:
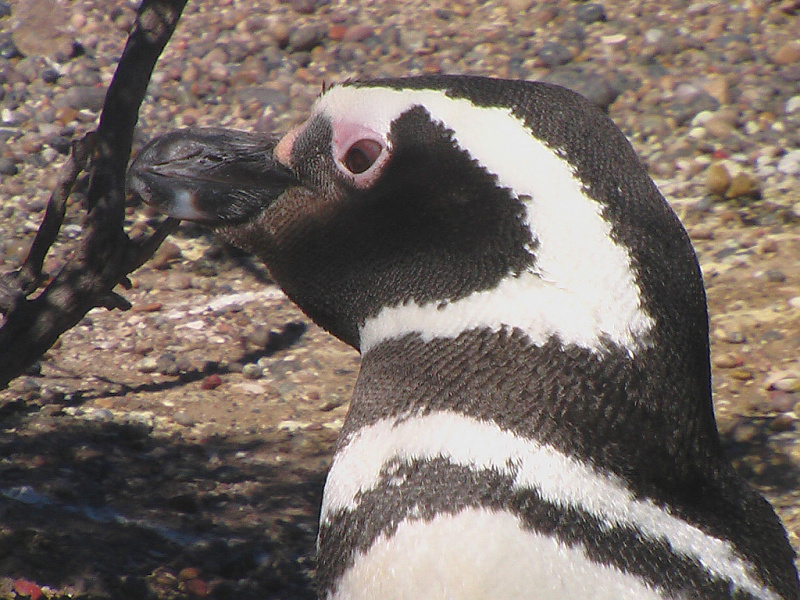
[[725, 173, 760, 200], [772, 378, 800, 393], [0, 157, 18, 176], [156, 352, 179, 375], [715, 327, 747, 344], [769, 413, 796, 432], [400, 30, 427, 53], [785, 96, 800, 114], [574, 3, 607, 24], [713, 353, 744, 369], [771, 41, 800, 66], [706, 163, 731, 196], [728, 368, 754, 381], [343, 25, 374, 43], [136, 356, 159, 373], [287, 26, 324, 53], [776, 150, 800, 176], [539, 69, 619, 110], [537, 43, 573, 68], [201, 374, 223, 390], [765, 269, 787, 283], [173, 411, 195, 426], [768, 391, 797, 413], [53, 86, 106, 112], [242, 363, 263, 379]]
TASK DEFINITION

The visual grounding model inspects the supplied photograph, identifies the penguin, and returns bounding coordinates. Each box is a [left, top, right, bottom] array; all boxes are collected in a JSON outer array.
[[128, 75, 800, 600]]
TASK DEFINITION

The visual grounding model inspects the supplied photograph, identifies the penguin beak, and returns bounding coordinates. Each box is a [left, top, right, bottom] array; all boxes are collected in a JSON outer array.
[[127, 127, 299, 225]]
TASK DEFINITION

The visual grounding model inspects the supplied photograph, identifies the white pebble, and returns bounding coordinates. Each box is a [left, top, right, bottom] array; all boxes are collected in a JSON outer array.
[[777, 150, 800, 176], [785, 96, 800, 114]]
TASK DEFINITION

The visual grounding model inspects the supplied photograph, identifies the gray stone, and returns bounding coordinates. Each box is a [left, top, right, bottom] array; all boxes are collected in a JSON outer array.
[[575, 3, 606, 24], [54, 86, 106, 112]]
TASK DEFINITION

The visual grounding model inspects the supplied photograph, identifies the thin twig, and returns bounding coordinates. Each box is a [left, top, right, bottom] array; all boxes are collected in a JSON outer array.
[[18, 133, 96, 295], [0, 0, 187, 389]]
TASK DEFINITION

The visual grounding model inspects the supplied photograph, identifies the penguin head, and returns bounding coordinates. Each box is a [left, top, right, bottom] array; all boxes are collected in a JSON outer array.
[[131, 76, 708, 372]]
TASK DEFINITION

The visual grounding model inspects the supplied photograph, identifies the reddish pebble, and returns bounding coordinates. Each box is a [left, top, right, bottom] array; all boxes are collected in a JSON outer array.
[[13, 579, 43, 600], [343, 25, 374, 43], [201, 374, 222, 390], [179, 567, 201, 580], [712, 149, 730, 159], [185, 578, 209, 597], [328, 24, 347, 41], [132, 302, 163, 313]]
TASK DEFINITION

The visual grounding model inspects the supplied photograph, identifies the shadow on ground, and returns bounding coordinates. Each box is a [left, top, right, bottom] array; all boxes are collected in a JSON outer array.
[[0, 398, 328, 599]]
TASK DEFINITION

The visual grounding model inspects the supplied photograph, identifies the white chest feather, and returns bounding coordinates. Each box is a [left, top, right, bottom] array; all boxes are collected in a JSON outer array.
[[320, 411, 778, 600], [327, 508, 665, 600]]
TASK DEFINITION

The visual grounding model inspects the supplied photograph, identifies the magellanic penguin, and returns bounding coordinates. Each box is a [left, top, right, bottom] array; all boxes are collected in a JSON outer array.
[[129, 75, 800, 600]]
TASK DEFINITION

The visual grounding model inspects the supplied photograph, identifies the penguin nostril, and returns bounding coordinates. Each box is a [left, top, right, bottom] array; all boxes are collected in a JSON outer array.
[[343, 139, 383, 174]]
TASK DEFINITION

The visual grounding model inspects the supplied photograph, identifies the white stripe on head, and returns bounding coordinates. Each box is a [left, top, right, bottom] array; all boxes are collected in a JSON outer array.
[[327, 508, 665, 600], [314, 85, 654, 355], [321, 411, 777, 600]]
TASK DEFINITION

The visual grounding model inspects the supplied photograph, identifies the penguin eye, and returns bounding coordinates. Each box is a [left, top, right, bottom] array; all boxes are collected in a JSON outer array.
[[342, 139, 383, 175]]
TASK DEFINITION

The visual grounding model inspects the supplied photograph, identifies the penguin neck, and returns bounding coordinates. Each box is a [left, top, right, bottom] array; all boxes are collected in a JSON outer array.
[[344, 327, 722, 494]]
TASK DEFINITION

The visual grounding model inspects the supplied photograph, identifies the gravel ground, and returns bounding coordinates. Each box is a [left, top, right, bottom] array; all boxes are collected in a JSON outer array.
[[1, 0, 800, 598]]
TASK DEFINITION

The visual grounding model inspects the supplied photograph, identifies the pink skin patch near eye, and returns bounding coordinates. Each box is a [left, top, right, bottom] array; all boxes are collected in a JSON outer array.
[[275, 118, 390, 189], [331, 120, 389, 188]]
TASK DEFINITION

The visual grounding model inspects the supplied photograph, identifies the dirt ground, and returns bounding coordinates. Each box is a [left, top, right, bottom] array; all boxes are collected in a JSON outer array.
[[0, 196, 799, 599]]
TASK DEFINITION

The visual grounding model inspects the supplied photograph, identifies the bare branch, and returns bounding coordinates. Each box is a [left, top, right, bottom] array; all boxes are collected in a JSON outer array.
[[0, 0, 188, 389]]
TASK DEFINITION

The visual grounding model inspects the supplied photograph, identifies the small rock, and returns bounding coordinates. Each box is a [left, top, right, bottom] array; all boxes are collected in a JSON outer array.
[[13, 579, 43, 600], [538, 42, 573, 67], [770, 414, 795, 432], [771, 41, 800, 66], [785, 96, 800, 114], [600, 33, 627, 46], [776, 150, 800, 176], [539, 68, 619, 110], [53, 86, 106, 112], [706, 163, 731, 196], [85, 407, 114, 422], [715, 327, 746, 344], [765, 269, 786, 283], [399, 29, 426, 53], [327, 24, 347, 41], [506, 0, 536, 10], [0, 157, 18, 176], [769, 391, 797, 413], [757, 238, 778, 254], [156, 353, 178, 375], [201, 373, 223, 390], [702, 77, 730, 105], [166, 272, 192, 290], [270, 22, 291, 48], [713, 353, 744, 369], [173, 411, 195, 426], [703, 117, 735, 139], [343, 25, 374, 43], [730, 423, 757, 444], [151, 241, 182, 269], [242, 363, 263, 380], [287, 25, 324, 52], [725, 173, 760, 200], [137, 356, 159, 373], [729, 368, 754, 381], [574, 3, 607, 24], [772, 378, 800, 393], [291, 0, 317, 14]]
